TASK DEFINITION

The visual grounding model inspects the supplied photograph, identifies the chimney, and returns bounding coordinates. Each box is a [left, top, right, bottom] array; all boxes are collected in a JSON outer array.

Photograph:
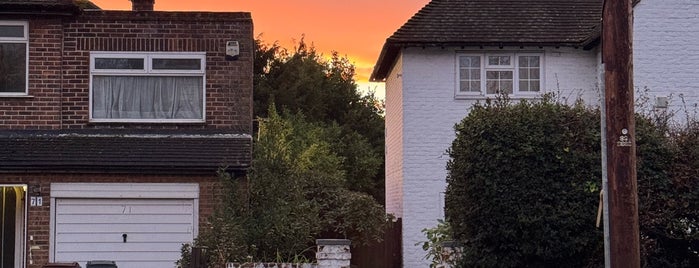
[[131, 0, 155, 11]]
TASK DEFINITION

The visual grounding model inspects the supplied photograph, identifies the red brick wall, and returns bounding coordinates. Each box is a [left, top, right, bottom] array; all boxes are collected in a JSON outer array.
[[1, 11, 254, 133], [0, 18, 63, 129], [1, 173, 223, 268]]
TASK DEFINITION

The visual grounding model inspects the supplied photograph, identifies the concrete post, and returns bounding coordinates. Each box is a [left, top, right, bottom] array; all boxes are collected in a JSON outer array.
[[315, 239, 351, 268]]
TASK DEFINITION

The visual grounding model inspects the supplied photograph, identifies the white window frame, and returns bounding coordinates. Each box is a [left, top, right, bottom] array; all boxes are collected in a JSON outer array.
[[89, 51, 207, 123], [0, 21, 29, 96], [515, 53, 543, 94], [455, 52, 544, 99]]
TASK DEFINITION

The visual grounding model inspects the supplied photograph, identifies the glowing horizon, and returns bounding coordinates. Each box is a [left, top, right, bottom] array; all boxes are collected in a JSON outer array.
[[90, 0, 431, 99]]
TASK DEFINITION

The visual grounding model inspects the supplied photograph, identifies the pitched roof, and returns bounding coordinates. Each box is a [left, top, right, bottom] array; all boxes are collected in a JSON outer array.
[[0, 129, 252, 175], [371, 0, 605, 81]]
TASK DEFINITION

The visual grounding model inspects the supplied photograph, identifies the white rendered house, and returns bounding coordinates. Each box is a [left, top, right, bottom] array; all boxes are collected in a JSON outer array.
[[370, 0, 699, 266]]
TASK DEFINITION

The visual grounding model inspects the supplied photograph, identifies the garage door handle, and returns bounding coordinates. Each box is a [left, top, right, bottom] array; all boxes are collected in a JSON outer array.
[[122, 233, 127, 243]]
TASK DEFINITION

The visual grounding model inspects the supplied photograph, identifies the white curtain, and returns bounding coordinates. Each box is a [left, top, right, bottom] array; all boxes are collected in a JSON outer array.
[[92, 76, 203, 120]]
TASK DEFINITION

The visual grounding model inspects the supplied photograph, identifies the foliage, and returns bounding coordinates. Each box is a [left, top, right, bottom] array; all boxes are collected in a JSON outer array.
[[637, 118, 699, 267], [416, 219, 457, 268], [253, 38, 385, 202], [445, 95, 698, 267], [188, 107, 389, 266], [176, 243, 191, 268], [445, 96, 604, 267]]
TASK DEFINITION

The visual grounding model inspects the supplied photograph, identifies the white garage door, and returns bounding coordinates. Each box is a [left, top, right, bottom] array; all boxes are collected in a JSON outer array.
[[50, 183, 198, 268]]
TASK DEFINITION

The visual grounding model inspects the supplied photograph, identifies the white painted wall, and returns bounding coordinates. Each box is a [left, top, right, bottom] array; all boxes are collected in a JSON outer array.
[[389, 46, 598, 267], [634, 0, 699, 124], [385, 54, 404, 218], [387, 2, 699, 267]]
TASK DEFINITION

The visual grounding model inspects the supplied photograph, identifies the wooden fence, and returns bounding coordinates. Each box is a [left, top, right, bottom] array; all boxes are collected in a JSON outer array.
[[350, 218, 402, 268]]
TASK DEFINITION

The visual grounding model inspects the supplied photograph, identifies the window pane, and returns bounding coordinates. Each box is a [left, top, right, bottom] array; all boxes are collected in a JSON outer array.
[[0, 25, 24, 38], [460, 69, 481, 81], [459, 56, 480, 67], [459, 69, 469, 79], [470, 81, 480, 91], [486, 71, 497, 79], [470, 69, 480, 79], [520, 81, 529, 91], [488, 56, 511, 66], [92, 76, 203, 120], [530, 68, 540, 79], [486, 81, 497, 94], [519, 56, 529, 66], [502, 71, 513, 79], [152, 58, 202, 70], [0, 43, 26, 93], [486, 70, 513, 94], [459, 80, 480, 92], [519, 69, 529, 79], [501, 81, 513, 94], [95, 58, 144, 70], [529, 82, 540, 92], [519, 56, 540, 67], [459, 82, 470, 92]]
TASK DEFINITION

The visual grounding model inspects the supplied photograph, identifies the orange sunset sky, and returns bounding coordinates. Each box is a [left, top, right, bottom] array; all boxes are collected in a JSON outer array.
[[91, 0, 431, 98]]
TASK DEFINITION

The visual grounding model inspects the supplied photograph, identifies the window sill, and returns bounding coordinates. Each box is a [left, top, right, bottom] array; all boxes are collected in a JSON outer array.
[[89, 119, 207, 124], [454, 94, 543, 100], [0, 95, 34, 99]]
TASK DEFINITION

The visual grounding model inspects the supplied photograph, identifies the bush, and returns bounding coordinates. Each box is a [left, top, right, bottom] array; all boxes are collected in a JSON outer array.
[[637, 118, 699, 267], [186, 107, 389, 266], [445, 95, 698, 267], [445, 97, 604, 267]]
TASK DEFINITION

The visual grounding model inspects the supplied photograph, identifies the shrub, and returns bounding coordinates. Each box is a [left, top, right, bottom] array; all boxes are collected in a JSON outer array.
[[186, 107, 389, 266], [445, 95, 698, 267], [637, 118, 699, 267], [445, 97, 604, 267]]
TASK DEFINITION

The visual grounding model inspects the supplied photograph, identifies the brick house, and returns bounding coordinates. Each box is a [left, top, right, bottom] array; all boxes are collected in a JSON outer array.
[[370, 0, 699, 266], [0, 0, 253, 267]]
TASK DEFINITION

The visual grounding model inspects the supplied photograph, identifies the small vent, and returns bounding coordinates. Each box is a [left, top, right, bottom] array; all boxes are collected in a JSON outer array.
[[655, 96, 668, 109]]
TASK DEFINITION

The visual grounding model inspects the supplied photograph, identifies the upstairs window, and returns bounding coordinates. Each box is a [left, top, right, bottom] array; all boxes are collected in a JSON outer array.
[[457, 53, 543, 98], [90, 52, 206, 123], [0, 21, 28, 95]]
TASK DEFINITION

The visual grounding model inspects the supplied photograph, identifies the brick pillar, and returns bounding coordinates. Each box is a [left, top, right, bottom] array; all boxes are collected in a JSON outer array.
[[131, 0, 155, 11], [316, 239, 351, 268]]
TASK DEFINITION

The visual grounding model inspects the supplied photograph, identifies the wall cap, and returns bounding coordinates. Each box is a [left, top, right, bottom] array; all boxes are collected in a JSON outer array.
[[316, 239, 351, 246]]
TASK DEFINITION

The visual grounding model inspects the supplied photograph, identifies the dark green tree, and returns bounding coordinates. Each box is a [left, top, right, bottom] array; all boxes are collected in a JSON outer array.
[[253, 38, 385, 202]]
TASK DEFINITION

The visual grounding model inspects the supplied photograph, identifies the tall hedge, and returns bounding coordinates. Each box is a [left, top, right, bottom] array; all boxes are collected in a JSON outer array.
[[637, 117, 699, 267], [444, 96, 698, 267], [445, 97, 604, 267]]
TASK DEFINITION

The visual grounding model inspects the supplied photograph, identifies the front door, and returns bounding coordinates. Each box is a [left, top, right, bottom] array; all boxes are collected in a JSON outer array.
[[0, 186, 26, 268]]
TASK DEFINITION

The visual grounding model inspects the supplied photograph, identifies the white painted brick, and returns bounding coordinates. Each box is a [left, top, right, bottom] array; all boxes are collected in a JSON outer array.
[[385, 2, 699, 267], [391, 46, 599, 267], [634, 0, 699, 124]]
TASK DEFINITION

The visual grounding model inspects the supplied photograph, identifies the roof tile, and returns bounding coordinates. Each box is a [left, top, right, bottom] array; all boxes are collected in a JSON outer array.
[[0, 129, 252, 174], [371, 0, 606, 80]]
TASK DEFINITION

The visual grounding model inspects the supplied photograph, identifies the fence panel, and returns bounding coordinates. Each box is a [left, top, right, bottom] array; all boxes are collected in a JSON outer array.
[[350, 218, 402, 268]]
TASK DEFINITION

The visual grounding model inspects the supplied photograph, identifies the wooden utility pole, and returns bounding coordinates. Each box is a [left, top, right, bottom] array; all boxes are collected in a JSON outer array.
[[602, 0, 640, 267]]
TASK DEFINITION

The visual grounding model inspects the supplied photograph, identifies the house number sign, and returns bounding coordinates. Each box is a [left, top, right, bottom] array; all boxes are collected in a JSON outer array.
[[616, 128, 632, 147], [30, 196, 43, 206]]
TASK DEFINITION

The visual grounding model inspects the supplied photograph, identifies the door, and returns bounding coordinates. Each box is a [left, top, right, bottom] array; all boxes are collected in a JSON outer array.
[[53, 198, 195, 268], [0, 186, 26, 268]]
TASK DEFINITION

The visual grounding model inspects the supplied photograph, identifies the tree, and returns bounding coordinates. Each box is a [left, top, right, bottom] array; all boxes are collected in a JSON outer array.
[[253, 38, 385, 202], [192, 107, 388, 265]]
